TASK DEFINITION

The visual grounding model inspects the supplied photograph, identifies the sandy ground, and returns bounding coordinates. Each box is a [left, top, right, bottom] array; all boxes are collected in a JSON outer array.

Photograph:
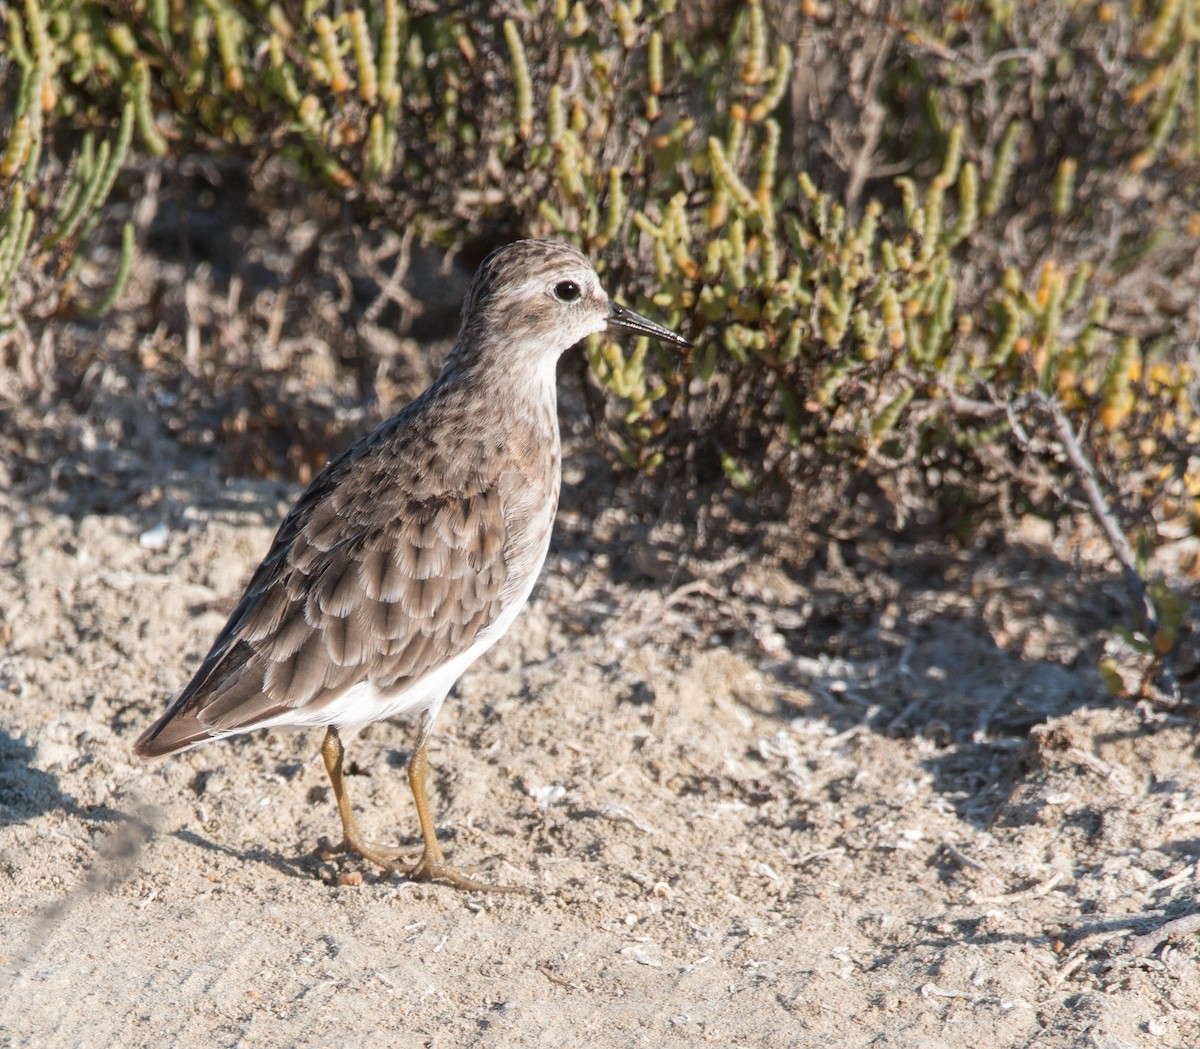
[[2, 397, 1200, 1048]]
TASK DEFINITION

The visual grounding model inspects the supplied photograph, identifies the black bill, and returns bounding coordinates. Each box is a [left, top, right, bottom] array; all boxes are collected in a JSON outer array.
[[608, 301, 692, 348]]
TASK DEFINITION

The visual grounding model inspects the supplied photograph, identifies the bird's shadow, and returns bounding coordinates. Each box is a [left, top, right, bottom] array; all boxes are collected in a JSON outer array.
[[171, 827, 343, 883], [0, 729, 141, 835], [0, 731, 71, 828]]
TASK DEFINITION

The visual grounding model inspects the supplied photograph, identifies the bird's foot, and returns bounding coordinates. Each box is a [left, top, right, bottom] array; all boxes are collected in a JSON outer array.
[[406, 846, 527, 894], [320, 835, 414, 870]]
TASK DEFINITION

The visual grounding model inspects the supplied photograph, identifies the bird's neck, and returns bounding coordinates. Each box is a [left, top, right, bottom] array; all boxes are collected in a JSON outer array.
[[439, 332, 560, 417], [431, 349, 562, 468]]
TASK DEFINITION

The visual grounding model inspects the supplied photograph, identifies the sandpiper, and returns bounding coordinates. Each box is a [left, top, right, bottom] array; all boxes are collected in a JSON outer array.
[[135, 240, 690, 890]]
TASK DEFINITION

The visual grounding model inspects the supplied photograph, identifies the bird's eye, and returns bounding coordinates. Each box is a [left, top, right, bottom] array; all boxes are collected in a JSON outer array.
[[553, 280, 581, 303]]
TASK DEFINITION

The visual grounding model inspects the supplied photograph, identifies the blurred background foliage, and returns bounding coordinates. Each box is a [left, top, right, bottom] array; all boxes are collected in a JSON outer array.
[[1, 0, 1197, 656]]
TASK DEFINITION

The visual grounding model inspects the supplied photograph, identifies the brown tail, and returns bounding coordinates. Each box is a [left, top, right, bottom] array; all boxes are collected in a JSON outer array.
[[134, 708, 214, 758]]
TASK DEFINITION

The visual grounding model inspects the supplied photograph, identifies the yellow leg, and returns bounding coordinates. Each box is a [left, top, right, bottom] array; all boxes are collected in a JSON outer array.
[[319, 726, 523, 892], [319, 726, 408, 869], [405, 736, 525, 893]]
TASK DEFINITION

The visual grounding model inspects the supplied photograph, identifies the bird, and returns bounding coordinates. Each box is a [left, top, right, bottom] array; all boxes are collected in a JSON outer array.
[[135, 239, 691, 890]]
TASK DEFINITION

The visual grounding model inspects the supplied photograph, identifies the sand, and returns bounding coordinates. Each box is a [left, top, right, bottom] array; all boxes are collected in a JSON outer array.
[[2, 365, 1200, 1048]]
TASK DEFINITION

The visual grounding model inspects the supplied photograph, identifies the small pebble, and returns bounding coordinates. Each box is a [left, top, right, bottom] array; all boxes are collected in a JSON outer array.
[[139, 521, 170, 550], [337, 871, 364, 887]]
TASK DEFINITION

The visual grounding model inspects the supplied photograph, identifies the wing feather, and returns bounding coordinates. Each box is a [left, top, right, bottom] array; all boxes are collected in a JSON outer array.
[[135, 386, 556, 759]]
